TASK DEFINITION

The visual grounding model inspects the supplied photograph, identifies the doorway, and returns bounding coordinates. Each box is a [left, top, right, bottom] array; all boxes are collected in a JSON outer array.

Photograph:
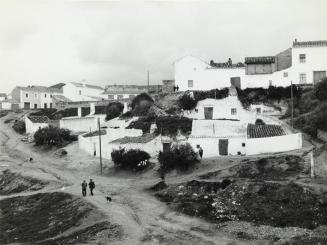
[[219, 139, 228, 155], [204, 107, 213, 119], [313, 71, 326, 84]]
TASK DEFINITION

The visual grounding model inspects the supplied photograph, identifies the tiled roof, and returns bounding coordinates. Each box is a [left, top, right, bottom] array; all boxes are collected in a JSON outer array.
[[245, 56, 275, 64], [70, 82, 103, 90], [247, 124, 285, 138], [52, 94, 72, 103], [49, 83, 65, 89], [110, 133, 157, 144], [15, 86, 61, 93], [0, 93, 6, 97], [293, 40, 327, 48], [28, 116, 50, 123]]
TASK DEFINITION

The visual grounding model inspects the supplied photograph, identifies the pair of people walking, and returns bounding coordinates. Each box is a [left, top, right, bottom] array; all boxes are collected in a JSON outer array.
[[81, 179, 95, 197]]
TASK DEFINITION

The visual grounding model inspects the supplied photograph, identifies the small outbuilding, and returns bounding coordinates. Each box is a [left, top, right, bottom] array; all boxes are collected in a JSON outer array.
[[25, 116, 50, 134]]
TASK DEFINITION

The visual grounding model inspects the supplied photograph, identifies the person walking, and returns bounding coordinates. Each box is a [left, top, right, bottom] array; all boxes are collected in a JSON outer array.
[[199, 146, 204, 160], [81, 180, 87, 197], [89, 179, 95, 196]]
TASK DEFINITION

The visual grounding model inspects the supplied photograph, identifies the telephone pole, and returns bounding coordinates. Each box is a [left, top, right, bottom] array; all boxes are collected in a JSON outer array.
[[291, 81, 294, 127], [98, 118, 103, 175], [147, 71, 150, 93]]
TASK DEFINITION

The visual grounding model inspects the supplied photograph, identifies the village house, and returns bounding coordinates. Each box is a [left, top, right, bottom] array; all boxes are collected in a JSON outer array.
[[25, 116, 50, 134], [175, 39, 327, 90], [11, 86, 61, 109], [184, 87, 302, 157], [61, 82, 104, 102], [0, 93, 7, 101]]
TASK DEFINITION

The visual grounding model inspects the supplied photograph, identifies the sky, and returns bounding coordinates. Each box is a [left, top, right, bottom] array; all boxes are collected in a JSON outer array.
[[0, 0, 327, 93]]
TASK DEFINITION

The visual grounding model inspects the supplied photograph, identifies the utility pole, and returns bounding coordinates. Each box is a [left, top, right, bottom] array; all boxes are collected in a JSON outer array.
[[310, 151, 315, 178], [98, 118, 103, 175], [291, 81, 294, 127], [147, 71, 150, 93]]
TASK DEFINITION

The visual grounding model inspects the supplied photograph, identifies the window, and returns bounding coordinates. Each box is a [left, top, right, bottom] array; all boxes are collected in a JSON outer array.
[[117, 95, 124, 100], [283, 72, 288, 77], [299, 73, 307, 84], [299, 54, 306, 63], [79, 90, 82, 95], [195, 108, 198, 113], [50, 94, 52, 98], [242, 143, 246, 147], [256, 108, 261, 113], [188, 80, 193, 88], [50, 103, 53, 108], [231, 108, 237, 115], [25, 93, 28, 98], [44, 94, 47, 98], [108, 95, 114, 100]]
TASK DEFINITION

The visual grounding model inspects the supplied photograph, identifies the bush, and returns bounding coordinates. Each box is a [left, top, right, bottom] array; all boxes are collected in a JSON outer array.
[[315, 78, 327, 101], [158, 143, 199, 173], [178, 94, 197, 110], [255, 119, 266, 125], [133, 100, 153, 116], [156, 116, 192, 136], [131, 93, 154, 110], [0, 111, 9, 118], [34, 126, 77, 147], [111, 148, 150, 171], [105, 102, 124, 121], [193, 88, 229, 102], [29, 109, 57, 119], [126, 114, 156, 133], [12, 120, 25, 134]]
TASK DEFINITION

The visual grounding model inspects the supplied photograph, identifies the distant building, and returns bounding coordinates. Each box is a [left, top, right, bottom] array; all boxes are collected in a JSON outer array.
[[62, 82, 104, 102], [0, 93, 7, 101], [175, 39, 327, 90], [11, 86, 61, 109]]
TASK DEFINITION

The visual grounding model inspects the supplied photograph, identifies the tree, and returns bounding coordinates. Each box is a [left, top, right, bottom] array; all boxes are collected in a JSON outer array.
[[105, 102, 124, 121], [34, 126, 77, 147]]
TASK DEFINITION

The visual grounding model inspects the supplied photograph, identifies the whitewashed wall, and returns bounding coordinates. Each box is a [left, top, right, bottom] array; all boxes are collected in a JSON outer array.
[[246, 133, 302, 155], [291, 46, 327, 85], [60, 114, 106, 132], [184, 96, 256, 122], [25, 117, 49, 134], [0, 102, 12, 110], [78, 128, 143, 159], [188, 136, 246, 157]]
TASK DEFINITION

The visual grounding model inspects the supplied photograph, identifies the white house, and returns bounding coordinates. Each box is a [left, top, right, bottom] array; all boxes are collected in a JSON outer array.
[[0, 93, 6, 101], [62, 82, 104, 102], [25, 116, 50, 134], [291, 40, 327, 85], [11, 86, 61, 109], [175, 39, 327, 90]]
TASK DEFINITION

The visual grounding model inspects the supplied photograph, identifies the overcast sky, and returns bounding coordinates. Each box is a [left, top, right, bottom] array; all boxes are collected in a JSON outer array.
[[0, 0, 327, 93]]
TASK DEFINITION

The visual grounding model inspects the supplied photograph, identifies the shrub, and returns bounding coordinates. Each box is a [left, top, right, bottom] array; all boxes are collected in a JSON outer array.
[[111, 148, 150, 171], [255, 119, 266, 125], [131, 93, 154, 110], [193, 88, 229, 102], [0, 111, 9, 118], [126, 114, 156, 133], [133, 100, 153, 116], [105, 102, 124, 121], [158, 143, 199, 173], [314, 78, 327, 101], [156, 116, 192, 136], [12, 120, 25, 134], [178, 94, 197, 110], [34, 126, 77, 147]]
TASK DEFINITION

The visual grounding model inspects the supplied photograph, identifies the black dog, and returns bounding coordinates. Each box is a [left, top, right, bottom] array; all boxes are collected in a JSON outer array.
[[106, 196, 112, 202]]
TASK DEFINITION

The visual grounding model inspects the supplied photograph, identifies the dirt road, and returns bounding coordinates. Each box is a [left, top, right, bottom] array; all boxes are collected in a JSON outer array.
[[0, 116, 250, 245]]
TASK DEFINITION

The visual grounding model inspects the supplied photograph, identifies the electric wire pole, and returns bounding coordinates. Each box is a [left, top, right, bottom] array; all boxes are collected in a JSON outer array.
[[291, 81, 294, 128], [98, 118, 103, 175], [147, 71, 150, 93]]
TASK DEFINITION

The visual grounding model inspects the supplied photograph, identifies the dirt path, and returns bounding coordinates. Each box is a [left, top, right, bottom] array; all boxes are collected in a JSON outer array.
[[0, 117, 251, 245]]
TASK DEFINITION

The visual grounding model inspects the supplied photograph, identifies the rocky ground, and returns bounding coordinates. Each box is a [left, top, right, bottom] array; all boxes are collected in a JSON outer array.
[[1, 111, 327, 244]]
